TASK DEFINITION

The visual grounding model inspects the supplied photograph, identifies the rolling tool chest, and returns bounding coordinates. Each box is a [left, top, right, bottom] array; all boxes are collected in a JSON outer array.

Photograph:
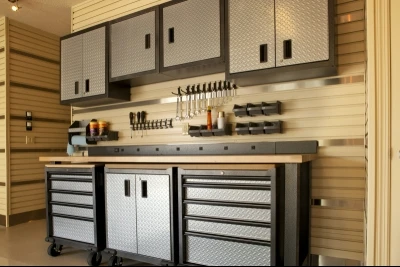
[[103, 167, 178, 266], [45, 165, 106, 266], [178, 167, 285, 266]]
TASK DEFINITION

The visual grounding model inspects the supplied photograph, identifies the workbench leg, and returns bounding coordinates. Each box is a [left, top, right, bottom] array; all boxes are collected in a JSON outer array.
[[284, 162, 311, 266]]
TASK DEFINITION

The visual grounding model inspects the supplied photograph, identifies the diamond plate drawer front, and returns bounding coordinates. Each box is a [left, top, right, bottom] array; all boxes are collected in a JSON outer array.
[[82, 26, 106, 97], [185, 204, 271, 222], [276, 0, 329, 67], [51, 174, 92, 180], [136, 174, 171, 260], [186, 220, 271, 241], [51, 181, 92, 192], [185, 187, 271, 204], [229, 0, 276, 73], [52, 216, 94, 244], [51, 193, 93, 205], [185, 179, 271, 186], [163, 0, 221, 67], [111, 11, 156, 78], [186, 235, 271, 266], [52, 205, 93, 218], [105, 173, 137, 254], [61, 35, 83, 101]]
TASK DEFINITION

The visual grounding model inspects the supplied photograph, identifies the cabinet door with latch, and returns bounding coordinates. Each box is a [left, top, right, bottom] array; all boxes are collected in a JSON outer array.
[[136, 174, 171, 261], [82, 26, 106, 97], [162, 0, 221, 68], [229, 0, 276, 74], [105, 173, 137, 254], [61, 35, 83, 101], [110, 9, 157, 79], [275, 0, 330, 67]]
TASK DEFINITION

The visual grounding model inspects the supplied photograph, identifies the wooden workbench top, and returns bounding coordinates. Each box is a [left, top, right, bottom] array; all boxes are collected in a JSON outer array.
[[39, 154, 317, 164]]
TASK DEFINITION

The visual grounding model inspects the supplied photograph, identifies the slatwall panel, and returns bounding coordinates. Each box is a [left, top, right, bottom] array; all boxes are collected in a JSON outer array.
[[71, 0, 366, 262], [7, 19, 70, 215], [0, 17, 7, 217]]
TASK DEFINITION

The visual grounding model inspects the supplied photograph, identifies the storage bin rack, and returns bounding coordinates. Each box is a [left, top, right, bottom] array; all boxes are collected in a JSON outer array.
[[235, 121, 283, 135], [188, 124, 232, 137], [177, 168, 285, 266], [45, 165, 106, 266], [233, 101, 281, 117]]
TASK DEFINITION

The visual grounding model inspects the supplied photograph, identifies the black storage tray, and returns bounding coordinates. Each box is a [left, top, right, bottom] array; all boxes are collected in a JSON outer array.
[[249, 121, 283, 135], [262, 101, 281, 116], [235, 123, 250, 135], [247, 103, 264, 116], [86, 131, 119, 142], [189, 125, 232, 137], [233, 104, 249, 117]]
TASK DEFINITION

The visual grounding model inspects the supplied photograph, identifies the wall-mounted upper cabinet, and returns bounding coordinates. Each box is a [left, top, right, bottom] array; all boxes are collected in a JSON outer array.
[[160, 0, 225, 79], [61, 24, 130, 107], [226, 0, 336, 87]]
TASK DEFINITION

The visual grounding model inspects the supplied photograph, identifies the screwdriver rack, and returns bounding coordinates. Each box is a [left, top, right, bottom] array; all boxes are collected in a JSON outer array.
[[129, 111, 173, 138]]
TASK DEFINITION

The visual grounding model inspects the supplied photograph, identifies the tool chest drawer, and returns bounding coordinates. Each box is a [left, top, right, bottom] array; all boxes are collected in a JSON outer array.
[[51, 205, 94, 219], [185, 203, 271, 223], [185, 234, 271, 266], [50, 181, 93, 192], [178, 168, 284, 266], [185, 218, 271, 241], [45, 165, 106, 260], [184, 185, 271, 204], [51, 193, 93, 206], [52, 216, 95, 244]]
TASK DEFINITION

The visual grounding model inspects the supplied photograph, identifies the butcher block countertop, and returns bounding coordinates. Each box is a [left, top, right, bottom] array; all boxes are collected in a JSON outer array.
[[39, 154, 317, 164]]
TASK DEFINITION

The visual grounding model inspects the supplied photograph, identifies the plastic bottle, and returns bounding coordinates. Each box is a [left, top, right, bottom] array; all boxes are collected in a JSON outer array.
[[218, 111, 225, 130], [207, 106, 212, 130]]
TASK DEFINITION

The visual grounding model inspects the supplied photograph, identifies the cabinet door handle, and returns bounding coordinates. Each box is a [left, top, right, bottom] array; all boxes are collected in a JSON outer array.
[[283, 39, 292, 59], [124, 180, 130, 197], [168, 28, 175, 44], [141, 180, 148, 198], [75, 81, 79, 95], [260, 44, 268, 63], [85, 79, 90, 93], [145, 34, 151, 49]]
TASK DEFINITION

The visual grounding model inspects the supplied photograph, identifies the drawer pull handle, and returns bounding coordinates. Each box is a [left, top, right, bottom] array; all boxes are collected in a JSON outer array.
[[283, 39, 292, 59], [168, 27, 175, 44], [75, 81, 79, 95], [141, 180, 148, 198], [85, 79, 90, 93], [124, 180, 130, 197], [145, 34, 151, 49], [260, 44, 268, 63]]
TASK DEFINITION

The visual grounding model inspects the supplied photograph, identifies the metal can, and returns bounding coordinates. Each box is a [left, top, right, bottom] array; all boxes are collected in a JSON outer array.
[[98, 121, 108, 136], [89, 119, 98, 137]]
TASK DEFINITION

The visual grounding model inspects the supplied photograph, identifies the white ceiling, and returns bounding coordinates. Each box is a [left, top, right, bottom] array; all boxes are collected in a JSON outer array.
[[0, 0, 87, 36]]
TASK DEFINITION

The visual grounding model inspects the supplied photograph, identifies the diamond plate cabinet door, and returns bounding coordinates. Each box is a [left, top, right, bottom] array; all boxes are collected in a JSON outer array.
[[136, 174, 171, 261], [105, 173, 137, 254], [61, 35, 83, 101], [229, 0, 276, 74], [82, 26, 106, 98], [161, 0, 224, 78], [275, 0, 329, 67], [110, 10, 157, 79]]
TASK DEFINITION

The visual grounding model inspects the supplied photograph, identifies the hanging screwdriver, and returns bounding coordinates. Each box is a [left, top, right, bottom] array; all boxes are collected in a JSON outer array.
[[141, 111, 146, 138], [137, 112, 141, 135], [129, 112, 134, 139]]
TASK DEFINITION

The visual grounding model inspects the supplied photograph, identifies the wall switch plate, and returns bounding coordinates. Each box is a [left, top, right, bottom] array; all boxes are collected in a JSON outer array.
[[26, 111, 32, 121], [25, 136, 35, 144], [182, 123, 189, 135], [26, 121, 32, 131]]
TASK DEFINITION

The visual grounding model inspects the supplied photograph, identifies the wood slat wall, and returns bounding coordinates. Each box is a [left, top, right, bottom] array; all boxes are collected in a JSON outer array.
[[71, 0, 366, 262], [7, 19, 70, 216], [0, 16, 7, 217]]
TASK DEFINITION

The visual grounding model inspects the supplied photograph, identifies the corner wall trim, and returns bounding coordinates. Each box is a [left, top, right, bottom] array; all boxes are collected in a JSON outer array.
[[9, 209, 46, 227], [0, 215, 5, 227]]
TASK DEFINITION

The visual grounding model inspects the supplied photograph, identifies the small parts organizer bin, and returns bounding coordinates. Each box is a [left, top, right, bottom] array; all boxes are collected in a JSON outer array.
[[188, 124, 233, 137], [233, 101, 281, 117]]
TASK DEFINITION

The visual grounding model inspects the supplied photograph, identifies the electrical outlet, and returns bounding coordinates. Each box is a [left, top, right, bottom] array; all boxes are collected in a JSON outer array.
[[182, 123, 189, 135]]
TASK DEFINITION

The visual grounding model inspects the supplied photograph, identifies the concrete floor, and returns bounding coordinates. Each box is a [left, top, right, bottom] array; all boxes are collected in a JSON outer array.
[[0, 220, 148, 266]]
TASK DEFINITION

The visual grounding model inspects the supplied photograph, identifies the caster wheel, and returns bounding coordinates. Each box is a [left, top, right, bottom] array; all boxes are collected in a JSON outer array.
[[87, 252, 102, 266], [47, 244, 62, 257], [108, 256, 123, 266]]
